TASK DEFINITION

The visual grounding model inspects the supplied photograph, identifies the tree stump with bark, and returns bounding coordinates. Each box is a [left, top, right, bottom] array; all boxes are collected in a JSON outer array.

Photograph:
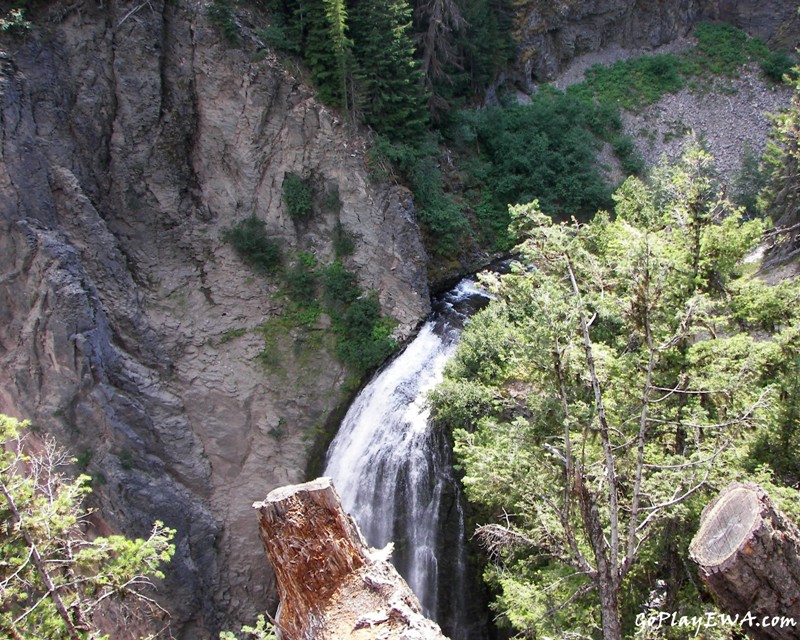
[[253, 477, 450, 640], [689, 482, 800, 639]]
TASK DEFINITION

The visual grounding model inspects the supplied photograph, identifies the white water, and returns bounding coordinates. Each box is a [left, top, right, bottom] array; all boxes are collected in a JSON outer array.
[[324, 279, 489, 638]]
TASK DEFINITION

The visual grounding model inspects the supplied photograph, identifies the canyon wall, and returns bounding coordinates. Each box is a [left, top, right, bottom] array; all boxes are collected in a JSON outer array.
[[0, 1, 428, 635], [512, 0, 800, 87]]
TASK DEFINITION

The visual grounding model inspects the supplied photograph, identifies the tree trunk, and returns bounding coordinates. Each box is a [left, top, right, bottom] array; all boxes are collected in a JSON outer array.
[[597, 575, 623, 640], [253, 477, 450, 640], [689, 482, 800, 640]]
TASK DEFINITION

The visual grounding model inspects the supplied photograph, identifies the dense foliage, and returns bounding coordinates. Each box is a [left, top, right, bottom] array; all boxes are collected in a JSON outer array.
[[430, 148, 800, 639], [449, 88, 637, 248], [759, 63, 800, 247], [223, 215, 283, 273], [282, 173, 314, 220], [1, 415, 175, 639]]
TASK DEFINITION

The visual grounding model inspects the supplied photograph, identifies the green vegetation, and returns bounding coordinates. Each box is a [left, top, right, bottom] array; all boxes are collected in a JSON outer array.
[[366, 136, 469, 253], [220, 614, 278, 640], [332, 221, 355, 257], [223, 216, 283, 274], [218, 327, 248, 344], [282, 173, 314, 221], [1, 415, 175, 639], [349, 0, 429, 141], [430, 147, 800, 639], [569, 22, 795, 110], [449, 88, 637, 248], [0, 7, 31, 32], [758, 63, 800, 231], [207, 0, 240, 44]]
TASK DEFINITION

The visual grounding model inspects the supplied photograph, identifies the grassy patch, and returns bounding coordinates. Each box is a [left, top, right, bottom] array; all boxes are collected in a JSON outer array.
[[568, 54, 684, 110], [218, 327, 247, 344], [569, 22, 795, 112]]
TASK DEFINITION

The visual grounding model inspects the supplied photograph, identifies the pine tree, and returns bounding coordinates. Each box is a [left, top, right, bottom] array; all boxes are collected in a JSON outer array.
[[350, 0, 429, 141], [302, 0, 346, 106], [322, 0, 353, 114]]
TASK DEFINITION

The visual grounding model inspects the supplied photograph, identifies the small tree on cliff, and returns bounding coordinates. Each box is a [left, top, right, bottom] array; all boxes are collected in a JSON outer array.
[[0, 414, 175, 639], [431, 148, 800, 639]]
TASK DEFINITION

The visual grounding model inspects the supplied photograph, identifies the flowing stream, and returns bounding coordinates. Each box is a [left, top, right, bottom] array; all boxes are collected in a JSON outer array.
[[324, 279, 490, 640]]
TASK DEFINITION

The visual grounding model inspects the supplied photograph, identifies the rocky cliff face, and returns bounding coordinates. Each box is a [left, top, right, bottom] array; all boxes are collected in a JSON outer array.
[[0, 1, 429, 636], [512, 0, 800, 88]]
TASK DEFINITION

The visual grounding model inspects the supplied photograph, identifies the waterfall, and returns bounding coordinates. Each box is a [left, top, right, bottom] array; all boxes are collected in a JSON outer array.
[[324, 279, 490, 640]]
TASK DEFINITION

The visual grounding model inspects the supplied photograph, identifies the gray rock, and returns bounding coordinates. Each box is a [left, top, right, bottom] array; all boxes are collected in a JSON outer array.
[[0, 1, 429, 636]]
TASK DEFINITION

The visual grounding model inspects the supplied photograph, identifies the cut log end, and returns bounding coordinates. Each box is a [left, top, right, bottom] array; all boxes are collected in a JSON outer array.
[[689, 484, 763, 570], [253, 477, 450, 640], [690, 482, 800, 640]]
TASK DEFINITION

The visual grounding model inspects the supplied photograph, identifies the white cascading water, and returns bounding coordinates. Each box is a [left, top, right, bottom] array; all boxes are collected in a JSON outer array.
[[324, 279, 490, 640]]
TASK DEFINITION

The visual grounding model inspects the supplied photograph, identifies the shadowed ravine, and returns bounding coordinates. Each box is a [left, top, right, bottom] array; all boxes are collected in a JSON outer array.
[[324, 279, 491, 640]]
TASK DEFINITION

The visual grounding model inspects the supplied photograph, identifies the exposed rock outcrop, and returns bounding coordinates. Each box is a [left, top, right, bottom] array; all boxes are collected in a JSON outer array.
[[0, 1, 429, 635], [511, 0, 800, 88], [253, 478, 450, 640]]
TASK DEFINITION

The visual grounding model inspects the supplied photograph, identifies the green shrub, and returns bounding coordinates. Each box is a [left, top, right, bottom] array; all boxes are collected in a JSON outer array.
[[332, 222, 355, 257], [458, 90, 617, 242], [207, 0, 239, 44], [760, 49, 796, 83], [333, 294, 397, 373], [321, 260, 360, 307], [690, 22, 749, 76], [322, 186, 342, 213], [285, 252, 318, 304], [283, 173, 313, 220], [570, 54, 684, 109], [223, 216, 283, 274], [612, 135, 645, 175], [407, 155, 470, 254], [219, 327, 247, 344], [365, 135, 469, 254]]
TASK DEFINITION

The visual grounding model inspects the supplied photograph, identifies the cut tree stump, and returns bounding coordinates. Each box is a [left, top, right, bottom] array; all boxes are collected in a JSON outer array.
[[689, 482, 800, 639], [253, 477, 450, 640]]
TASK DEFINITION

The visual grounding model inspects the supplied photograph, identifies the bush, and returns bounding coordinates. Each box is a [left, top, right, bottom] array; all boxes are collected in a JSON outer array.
[[321, 260, 360, 307], [223, 216, 283, 274], [283, 173, 313, 220], [332, 222, 355, 257], [760, 49, 796, 83], [285, 252, 318, 304], [459, 90, 617, 241], [365, 135, 469, 254], [207, 0, 239, 44], [690, 22, 749, 76], [571, 54, 684, 110], [334, 294, 397, 373]]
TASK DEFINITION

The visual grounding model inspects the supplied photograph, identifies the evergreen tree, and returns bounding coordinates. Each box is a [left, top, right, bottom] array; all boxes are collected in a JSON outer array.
[[303, 0, 347, 106], [350, 0, 429, 141], [0, 415, 175, 639], [760, 63, 800, 260], [430, 149, 800, 639], [323, 0, 353, 113]]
